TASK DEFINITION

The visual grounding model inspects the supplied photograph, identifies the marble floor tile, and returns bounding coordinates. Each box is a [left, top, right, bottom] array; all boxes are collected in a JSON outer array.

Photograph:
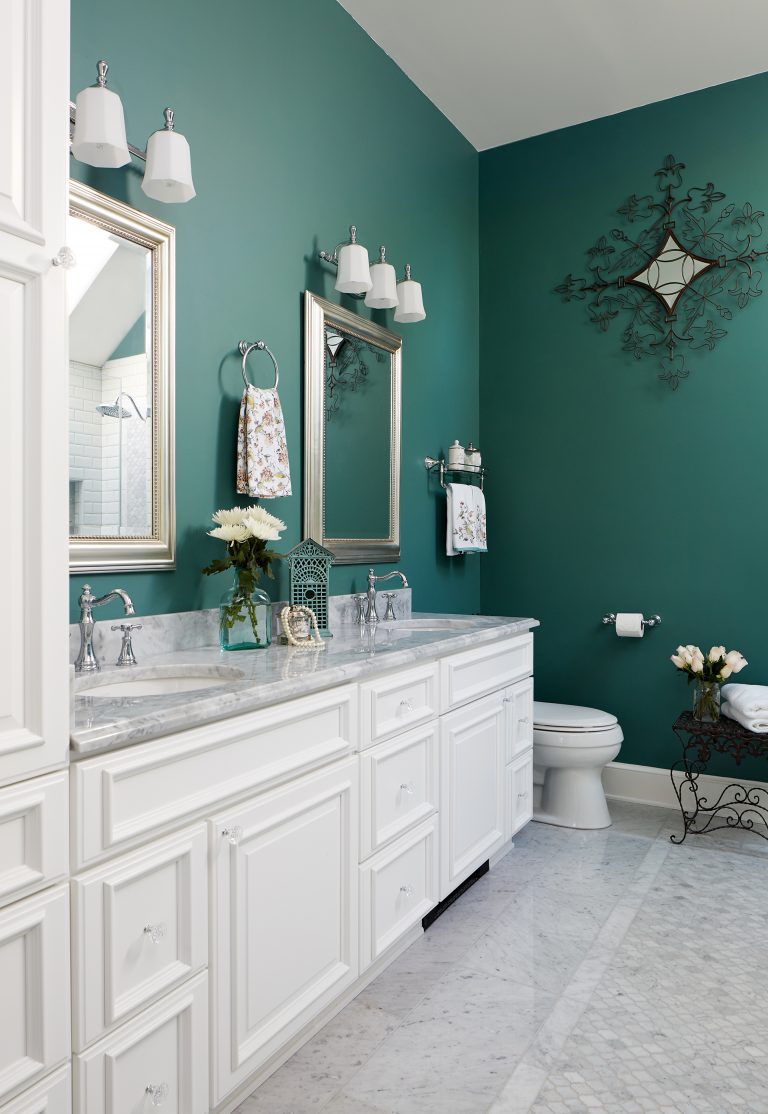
[[342, 967, 555, 1114], [236, 803, 768, 1114]]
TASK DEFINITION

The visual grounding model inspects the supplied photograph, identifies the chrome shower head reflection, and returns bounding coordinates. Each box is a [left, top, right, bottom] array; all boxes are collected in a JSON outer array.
[[95, 392, 149, 421]]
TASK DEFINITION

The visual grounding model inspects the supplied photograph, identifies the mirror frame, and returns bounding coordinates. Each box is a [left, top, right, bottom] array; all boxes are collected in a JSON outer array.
[[68, 180, 176, 572], [304, 291, 402, 564]]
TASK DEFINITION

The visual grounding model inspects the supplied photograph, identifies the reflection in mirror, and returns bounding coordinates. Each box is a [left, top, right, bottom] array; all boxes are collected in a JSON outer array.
[[68, 181, 175, 572], [304, 292, 401, 564]]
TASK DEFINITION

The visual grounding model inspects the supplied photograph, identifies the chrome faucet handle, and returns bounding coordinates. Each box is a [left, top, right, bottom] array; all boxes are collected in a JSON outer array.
[[353, 594, 367, 626], [111, 623, 142, 666], [383, 593, 397, 621]]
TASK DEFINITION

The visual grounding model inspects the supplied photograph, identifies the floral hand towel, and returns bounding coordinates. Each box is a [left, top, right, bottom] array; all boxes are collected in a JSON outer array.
[[446, 483, 487, 556], [236, 386, 292, 499]]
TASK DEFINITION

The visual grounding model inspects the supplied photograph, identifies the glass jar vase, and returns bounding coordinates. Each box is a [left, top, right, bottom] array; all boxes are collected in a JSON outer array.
[[693, 679, 721, 722], [219, 572, 272, 651]]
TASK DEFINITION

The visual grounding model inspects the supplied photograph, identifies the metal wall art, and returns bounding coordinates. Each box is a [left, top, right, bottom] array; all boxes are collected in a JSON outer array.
[[556, 155, 768, 389]]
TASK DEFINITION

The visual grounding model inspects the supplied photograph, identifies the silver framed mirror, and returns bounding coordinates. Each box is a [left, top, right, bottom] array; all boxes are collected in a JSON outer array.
[[304, 292, 401, 564], [68, 180, 175, 572]]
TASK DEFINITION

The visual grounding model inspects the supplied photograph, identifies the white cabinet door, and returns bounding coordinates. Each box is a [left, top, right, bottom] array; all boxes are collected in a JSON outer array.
[[440, 693, 505, 900], [210, 758, 359, 1105], [0, 885, 70, 1105], [0, 0, 70, 786], [73, 973, 207, 1114], [359, 723, 438, 858], [0, 772, 68, 909], [72, 825, 208, 1050]]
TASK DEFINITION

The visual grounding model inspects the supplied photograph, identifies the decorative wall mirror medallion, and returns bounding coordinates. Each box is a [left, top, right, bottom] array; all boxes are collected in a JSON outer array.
[[555, 154, 768, 389], [68, 180, 175, 570], [304, 292, 401, 564]]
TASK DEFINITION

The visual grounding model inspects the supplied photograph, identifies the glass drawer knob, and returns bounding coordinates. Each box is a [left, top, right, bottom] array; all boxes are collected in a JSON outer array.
[[52, 245, 76, 269], [400, 884, 415, 898], [399, 698, 415, 713], [400, 782, 415, 796], [143, 922, 167, 944], [519, 717, 530, 725], [222, 824, 243, 845], [146, 1082, 169, 1106], [517, 790, 529, 799]]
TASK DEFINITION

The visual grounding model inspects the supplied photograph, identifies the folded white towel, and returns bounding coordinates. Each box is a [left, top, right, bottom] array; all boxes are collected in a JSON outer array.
[[446, 483, 487, 556], [720, 683, 768, 717], [721, 701, 768, 733]]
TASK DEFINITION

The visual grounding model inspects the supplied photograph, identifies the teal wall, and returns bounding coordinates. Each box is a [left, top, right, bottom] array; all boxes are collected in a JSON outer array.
[[69, 0, 480, 620], [480, 74, 768, 775]]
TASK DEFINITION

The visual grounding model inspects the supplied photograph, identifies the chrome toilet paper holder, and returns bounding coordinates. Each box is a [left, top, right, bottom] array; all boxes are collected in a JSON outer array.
[[602, 613, 662, 629]]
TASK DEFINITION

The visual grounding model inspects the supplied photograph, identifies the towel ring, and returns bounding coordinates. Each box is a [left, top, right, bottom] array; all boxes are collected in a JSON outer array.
[[238, 339, 279, 390]]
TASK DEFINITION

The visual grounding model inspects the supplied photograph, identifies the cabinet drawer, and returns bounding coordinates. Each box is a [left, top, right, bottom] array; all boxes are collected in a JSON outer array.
[[440, 635, 532, 712], [0, 886, 70, 1106], [505, 677, 534, 763], [506, 750, 534, 840], [72, 825, 207, 1051], [73, 973, 207, 1114], [0, 771, 68, 909], [72, 685, 357, 869], [360, 663, 439, 748], [359, 816, 438, 971], [0, 1066, 70, 1114], [360, 723, 438, 858]]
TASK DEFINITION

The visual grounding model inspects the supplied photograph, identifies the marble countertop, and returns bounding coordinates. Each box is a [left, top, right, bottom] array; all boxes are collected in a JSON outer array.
[[70, 613, 538, 757]]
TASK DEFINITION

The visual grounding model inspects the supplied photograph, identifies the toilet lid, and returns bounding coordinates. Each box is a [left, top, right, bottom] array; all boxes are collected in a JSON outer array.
[[534, 701, 617, 731]]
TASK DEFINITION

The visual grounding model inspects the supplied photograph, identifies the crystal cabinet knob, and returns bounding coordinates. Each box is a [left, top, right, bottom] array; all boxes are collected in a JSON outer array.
[[143, 922, 167, 944], [517, 790, 529, 800], [400, 884, 415, 898], [400, 782, 415, 796], [145, 1082, 169, 1106], [398, 698, 415, 714], [52, 246, 76, 269], [221, 825, 243, 845]]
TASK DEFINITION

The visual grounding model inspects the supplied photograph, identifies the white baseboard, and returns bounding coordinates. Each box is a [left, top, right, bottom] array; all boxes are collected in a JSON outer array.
[[603, 760, 768, 811]]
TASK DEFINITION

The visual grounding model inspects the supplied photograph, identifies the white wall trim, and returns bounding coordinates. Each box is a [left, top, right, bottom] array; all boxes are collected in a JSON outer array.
[[603, 760, 768, 811]]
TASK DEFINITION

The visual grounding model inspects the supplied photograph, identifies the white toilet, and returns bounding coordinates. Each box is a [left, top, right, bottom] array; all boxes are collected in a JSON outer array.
[[532, 701, 623, 829]]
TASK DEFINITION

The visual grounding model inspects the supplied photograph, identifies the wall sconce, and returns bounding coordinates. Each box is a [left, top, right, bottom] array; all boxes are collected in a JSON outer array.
[[70, 61, 196, 203], [319, 225, 426, 322]]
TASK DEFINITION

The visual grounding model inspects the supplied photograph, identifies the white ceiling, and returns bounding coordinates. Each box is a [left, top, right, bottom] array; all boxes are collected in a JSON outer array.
[[337, 0, 768, 150]]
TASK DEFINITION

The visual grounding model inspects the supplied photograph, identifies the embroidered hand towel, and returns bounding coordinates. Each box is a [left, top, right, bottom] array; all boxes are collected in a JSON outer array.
[[446, 482, 486, 556], [236, 385, 292, 499]]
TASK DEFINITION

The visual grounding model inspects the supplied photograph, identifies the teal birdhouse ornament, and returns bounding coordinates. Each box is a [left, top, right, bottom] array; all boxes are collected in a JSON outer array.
[[285, 538, 335, 637]]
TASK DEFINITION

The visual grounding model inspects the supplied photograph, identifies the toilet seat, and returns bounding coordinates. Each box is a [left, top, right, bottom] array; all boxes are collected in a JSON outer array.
[[534, 701, 617, 732]]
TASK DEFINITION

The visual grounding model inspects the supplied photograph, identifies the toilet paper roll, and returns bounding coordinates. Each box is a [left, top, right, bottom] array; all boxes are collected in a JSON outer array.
[[615, 613, 644, 638]]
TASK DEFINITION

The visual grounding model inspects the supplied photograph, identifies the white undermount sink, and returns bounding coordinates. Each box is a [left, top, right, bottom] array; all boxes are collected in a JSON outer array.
[[77, 664, 246, 699]]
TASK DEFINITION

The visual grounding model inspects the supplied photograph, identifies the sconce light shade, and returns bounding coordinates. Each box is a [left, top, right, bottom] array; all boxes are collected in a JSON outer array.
[[394, 264, 426, 323], [141, 108, 196, 203], [365, 245, 399, 309], [335, 225, 372, 295], [72, 61, 130, 168]]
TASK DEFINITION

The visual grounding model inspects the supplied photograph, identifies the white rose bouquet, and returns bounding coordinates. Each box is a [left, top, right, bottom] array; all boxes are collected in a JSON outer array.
[[203, 507, 285, 637], [670, 645, 748, 682], [671, 644, 747, 721]]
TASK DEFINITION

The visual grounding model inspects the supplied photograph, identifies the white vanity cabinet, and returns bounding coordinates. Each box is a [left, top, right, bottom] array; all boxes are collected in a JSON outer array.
[[66, 626, 534, 1112]]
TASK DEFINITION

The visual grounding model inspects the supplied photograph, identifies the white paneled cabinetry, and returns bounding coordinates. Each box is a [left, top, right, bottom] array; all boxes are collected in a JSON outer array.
[[0, 1, 71, 1111]]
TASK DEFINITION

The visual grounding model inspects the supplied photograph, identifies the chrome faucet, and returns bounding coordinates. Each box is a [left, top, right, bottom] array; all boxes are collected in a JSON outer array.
[[365, 568, 408, 624], [75, 583, 135, 673]]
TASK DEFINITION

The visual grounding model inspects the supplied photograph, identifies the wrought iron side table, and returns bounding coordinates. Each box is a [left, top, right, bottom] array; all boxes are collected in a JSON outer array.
[[670, 711, 768, 843]]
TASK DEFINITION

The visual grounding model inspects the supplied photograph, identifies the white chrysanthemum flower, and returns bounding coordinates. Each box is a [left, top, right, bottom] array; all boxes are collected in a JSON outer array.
[[208, 524, 250, 543], [212, 507, 249, 527], [244, 505, 286, 533], [242, 515, 282, 542]]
